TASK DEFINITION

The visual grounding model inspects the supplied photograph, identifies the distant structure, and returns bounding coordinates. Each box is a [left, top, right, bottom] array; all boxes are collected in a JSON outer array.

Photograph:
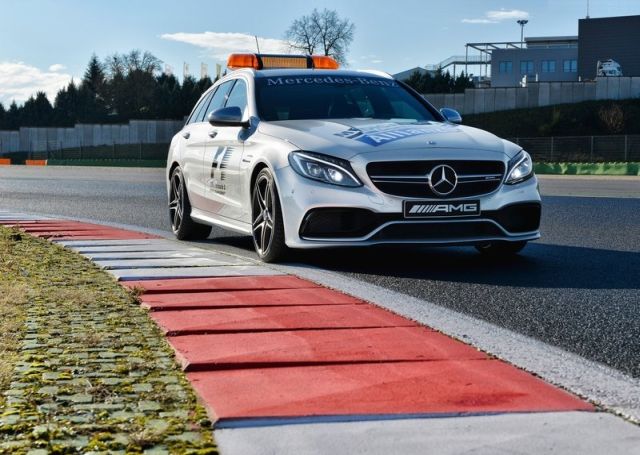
[[578, 15, 640, 80], [395, 14, 640, 88], [392, 67, 434, 81], [490, 36, 579, 87]]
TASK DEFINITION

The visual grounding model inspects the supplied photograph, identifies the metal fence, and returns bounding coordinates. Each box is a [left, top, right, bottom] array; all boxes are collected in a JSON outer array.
[[509, 135, 640, 162], [4, 136, 640, 164], [4, 143, 169, 162]]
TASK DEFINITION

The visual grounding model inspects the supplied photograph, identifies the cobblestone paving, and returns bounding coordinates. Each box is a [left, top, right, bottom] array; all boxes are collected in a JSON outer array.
[[0, 229, 217, 454]]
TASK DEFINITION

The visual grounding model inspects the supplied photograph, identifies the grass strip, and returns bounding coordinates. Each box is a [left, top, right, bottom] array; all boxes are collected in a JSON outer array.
[[0, 233, 30, 412], [0, 227, 217, 454], [535, 162, 640, 175]]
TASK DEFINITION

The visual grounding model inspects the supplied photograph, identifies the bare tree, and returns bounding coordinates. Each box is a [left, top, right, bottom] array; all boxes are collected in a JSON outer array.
[[104, 50, 162, 77], [598, 104, 625, 134], [285, 9, 355, 64]]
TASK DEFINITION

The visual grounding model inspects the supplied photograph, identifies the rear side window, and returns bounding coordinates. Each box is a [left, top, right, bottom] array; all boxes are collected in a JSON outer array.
[[195, 87, 217, 123], [186, 92, 213, 125]]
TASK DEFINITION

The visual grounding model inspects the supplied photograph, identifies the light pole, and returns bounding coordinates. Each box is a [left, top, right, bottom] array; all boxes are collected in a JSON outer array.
[[517, 19, 529, 47]]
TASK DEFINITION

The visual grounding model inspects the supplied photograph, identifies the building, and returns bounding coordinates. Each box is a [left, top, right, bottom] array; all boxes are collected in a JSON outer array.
[[394, 14, 640, 88], [392, 67, 435, 81], [490, 14, 640, 87], [490, 36, 579, 88], [578, 15, 640, 80]]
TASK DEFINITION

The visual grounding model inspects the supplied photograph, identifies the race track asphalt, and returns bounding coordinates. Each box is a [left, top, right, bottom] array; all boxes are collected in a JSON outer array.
[[1, 166, 638, 377]]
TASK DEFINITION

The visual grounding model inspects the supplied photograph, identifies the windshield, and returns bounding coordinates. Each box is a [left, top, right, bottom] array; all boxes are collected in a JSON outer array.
[[255, 75, 439, 122]]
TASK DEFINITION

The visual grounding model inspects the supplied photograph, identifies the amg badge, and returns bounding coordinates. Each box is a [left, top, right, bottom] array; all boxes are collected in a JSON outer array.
[[404, 200, 480, 218]]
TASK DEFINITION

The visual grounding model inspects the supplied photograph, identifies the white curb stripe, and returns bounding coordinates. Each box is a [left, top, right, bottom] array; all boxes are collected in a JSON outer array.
[[214, 411, 640, 455], [108, 265, 281, 281]]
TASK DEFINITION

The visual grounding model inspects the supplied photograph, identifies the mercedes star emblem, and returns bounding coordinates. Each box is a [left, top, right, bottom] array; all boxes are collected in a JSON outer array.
[[429, 165, 457, 196]]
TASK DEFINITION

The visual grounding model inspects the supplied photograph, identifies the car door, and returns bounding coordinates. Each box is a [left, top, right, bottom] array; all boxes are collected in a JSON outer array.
[[180, 90, 215, 209], [203, 78, 249, 220]]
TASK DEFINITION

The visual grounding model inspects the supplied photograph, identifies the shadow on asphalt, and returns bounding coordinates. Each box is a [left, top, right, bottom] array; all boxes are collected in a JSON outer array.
[[193, 236, 640, 291]]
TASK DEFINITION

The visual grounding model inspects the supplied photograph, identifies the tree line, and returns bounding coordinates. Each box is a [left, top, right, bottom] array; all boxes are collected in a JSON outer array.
[[0, 51, 215, 130], [402, 69, 474, 94]]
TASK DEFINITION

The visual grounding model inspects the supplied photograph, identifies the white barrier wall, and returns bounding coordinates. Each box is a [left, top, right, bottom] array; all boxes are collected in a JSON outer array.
[[0, 119, 184, 153], [425, 77, 640, 115]]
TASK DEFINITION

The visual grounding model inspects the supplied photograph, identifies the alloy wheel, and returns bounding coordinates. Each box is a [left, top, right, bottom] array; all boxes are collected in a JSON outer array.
[[169, 171, 184, 233], [252, 173, 275, 256]]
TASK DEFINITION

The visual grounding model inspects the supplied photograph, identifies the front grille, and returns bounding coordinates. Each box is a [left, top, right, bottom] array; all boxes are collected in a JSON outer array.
[[298, 203, 540, 241], [366, 160, 505, 198]]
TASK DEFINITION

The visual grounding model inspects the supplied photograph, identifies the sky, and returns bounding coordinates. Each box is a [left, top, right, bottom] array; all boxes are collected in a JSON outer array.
[[1, 0, 639, 106]]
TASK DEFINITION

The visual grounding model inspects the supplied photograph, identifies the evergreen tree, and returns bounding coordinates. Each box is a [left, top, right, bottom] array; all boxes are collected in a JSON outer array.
[[179, 76, 200, 119], [20, 92, 53, 126], [83, 54, 106, 97], [403, 69, 473, 94], [53, 81, 80, 126], [0, 49, 226, 129], [6, 102, 20, 129], [153, 73, 182, 119], [453, 72, 474, 93], [406, 71, 427, 93]]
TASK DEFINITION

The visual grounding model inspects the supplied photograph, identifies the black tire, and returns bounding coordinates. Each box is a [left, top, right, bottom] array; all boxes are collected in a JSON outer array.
[[169, 167, 212, 240], [475, 241, 527, 256], [251, 168, 288, 262]]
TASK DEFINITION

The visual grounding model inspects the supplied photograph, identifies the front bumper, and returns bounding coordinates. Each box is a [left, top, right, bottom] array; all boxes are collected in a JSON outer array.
[[275, 166, 541, 249]]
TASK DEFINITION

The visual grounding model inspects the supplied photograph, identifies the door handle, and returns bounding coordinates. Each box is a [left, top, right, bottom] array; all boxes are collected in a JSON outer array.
[[208, 131, 218, 138], [182, 132, 191, 139]]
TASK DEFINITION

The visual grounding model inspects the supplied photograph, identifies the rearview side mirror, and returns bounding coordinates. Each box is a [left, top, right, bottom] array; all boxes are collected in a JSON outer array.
[[440, 108, 462, 124], [208, 106, 249, 128]]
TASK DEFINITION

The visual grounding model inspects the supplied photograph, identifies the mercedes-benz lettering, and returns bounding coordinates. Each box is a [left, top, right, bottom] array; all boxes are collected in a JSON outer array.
[[166, 53, 541, 262]]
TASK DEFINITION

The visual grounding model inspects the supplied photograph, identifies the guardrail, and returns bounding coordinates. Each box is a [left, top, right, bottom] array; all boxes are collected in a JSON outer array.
[[510, 135, 640, 162]]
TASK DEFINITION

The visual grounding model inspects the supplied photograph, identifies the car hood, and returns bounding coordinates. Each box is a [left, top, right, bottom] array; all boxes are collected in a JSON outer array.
[[258, 119, 516, 160]]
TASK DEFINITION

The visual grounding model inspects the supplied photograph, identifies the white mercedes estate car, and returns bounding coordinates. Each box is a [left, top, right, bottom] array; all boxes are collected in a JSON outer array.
[[167, 54, 541, 262]]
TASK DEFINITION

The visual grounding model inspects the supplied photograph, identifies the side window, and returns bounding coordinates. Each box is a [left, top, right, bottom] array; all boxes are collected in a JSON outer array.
[[186, 93, 211, 125], [207, 81, 235, 117], [195, 87, 217, 123], [225, 79, 248, 117]]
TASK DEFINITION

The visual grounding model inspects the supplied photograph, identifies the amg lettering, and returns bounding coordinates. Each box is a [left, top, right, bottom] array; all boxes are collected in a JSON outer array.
[[409, 203, 479, 215]]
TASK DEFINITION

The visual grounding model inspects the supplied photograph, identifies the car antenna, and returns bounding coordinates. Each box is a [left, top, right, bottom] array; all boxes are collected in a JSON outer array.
[[254, 35, 261, 54]]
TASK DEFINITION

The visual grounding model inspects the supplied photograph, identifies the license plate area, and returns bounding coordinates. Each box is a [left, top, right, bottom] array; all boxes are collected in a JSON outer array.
[[403, 200, 481, 218]]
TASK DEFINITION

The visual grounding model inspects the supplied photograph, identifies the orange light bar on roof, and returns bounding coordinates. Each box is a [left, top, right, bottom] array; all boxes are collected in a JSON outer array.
[[311, 55, 340, 70], [261, 55, 309, 69], [227, 54, 260, 70], [226, 53, 340, 70]]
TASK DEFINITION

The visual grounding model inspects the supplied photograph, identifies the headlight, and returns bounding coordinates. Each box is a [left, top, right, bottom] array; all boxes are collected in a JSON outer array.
[[505, 150, 534, 185], [288, 151, 362, 187]]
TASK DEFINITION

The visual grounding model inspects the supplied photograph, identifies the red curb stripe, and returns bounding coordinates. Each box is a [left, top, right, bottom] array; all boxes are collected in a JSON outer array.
[[6, 215, 592, 424], [0, 221, 42, 226], [20, 226, 113, 232], [152, 305, 416, 336], [51, 233, 159, 240], [122, 276, 319, 294], [168, 327, 486, 371], [30, 229, 143, 237], [7, 219, 161, 240], [187, 360, 593, 422], [140, 288, 363, 311]]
